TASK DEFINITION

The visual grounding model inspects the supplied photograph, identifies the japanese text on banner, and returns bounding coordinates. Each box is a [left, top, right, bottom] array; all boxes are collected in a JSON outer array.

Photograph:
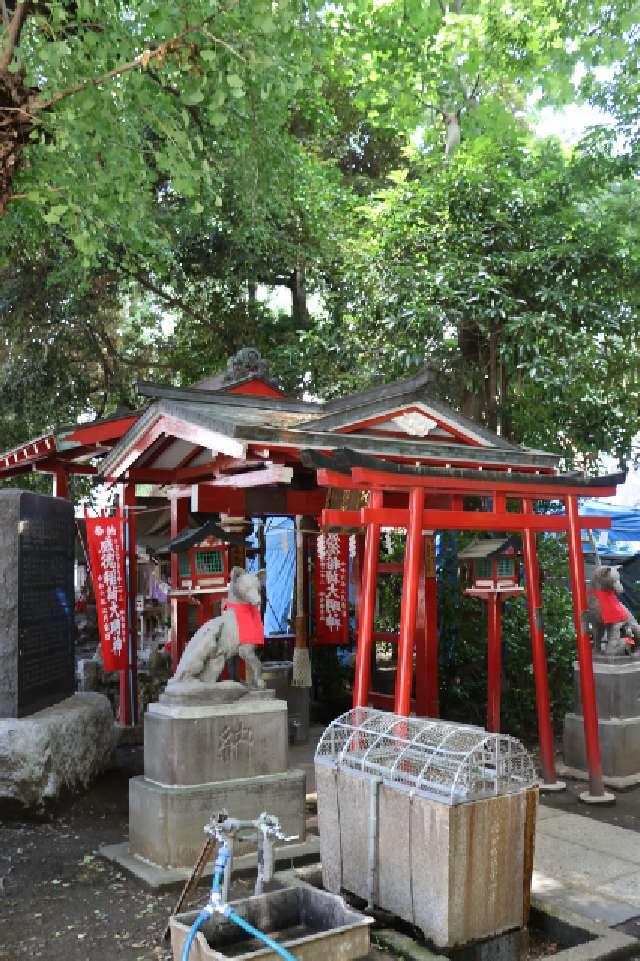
[[315, 533, 349, 645], [85, 517, 129, 671]]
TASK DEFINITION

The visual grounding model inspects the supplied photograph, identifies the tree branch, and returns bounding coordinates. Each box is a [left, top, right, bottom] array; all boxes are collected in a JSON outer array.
[[0, 1, 29, 72], [122, 265, 215, 327], [32, 1, 242, 113]]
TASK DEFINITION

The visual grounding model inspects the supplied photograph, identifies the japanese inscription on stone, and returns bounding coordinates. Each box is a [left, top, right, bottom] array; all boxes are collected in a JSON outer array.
[[17, 493, 75, 717]]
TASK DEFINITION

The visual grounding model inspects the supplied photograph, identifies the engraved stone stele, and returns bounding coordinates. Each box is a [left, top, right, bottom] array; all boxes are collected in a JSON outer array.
[[0, 492, 116, 810], [562, 654, 640, 787], [0, 490, 75, 718], [128, 680, 305, 870]]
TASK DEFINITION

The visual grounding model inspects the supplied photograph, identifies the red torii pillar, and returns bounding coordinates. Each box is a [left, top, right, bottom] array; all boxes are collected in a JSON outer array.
[[521, 499, 564, 789], [415, 532, 439, 718], [395, 487, 425, 716], [52, 467, 69, 499], [170, 495, 190, 671], [566, 494, 613, 803], [353, 491, 382, 707], [119, 483, 138, 727]]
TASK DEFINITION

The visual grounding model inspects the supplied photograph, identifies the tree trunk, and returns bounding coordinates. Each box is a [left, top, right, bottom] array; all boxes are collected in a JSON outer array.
[[291, 259, 308, 328], [0, 67, 31, 213], [444, 111, 461, 157]]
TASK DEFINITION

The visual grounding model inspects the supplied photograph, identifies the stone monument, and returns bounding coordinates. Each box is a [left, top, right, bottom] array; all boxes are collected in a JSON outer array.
[[127, 569, 305, 870], [0, 491, 116, 809], [0, 490, 75, 717], [563, 653, 640, 787]]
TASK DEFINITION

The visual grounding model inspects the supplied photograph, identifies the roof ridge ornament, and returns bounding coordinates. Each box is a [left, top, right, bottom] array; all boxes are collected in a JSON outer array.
[[392, 411, 438, 437], [223, 347, 272, 385]]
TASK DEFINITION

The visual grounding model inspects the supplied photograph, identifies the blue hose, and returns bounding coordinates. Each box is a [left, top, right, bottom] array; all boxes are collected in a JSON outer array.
[[181, 844, 297, 961], [224, 907, 297, 961], [181, 908, 210, 961]]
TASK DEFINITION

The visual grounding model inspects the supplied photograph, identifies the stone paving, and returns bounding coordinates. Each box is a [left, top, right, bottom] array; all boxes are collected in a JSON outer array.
[[534, 802, 640, 925]]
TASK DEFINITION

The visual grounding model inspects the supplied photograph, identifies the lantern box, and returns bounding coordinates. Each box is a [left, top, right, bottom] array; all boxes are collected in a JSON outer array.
[[177, 535, 229, 592], [458, 538, 523, 595]]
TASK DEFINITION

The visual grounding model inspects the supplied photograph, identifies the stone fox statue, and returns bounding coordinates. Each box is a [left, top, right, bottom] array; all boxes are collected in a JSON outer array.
[[173, 567, 265, 688], [588, 565, 640, 656]]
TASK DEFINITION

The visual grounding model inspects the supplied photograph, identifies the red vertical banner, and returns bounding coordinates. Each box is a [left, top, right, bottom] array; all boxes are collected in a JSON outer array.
[[315, 532, 350, 645], [86, 516, 129, 671]]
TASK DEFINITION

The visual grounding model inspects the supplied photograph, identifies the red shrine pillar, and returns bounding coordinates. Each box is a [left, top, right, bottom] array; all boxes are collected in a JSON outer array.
[[395, 487, 425, 716], [486, 592, 502, 733], [566, 494, 612, 802], [415, 533, 439, 717], [521, 501, 563, 788], [52, 467, 69, 499], [353, 492, 382, 707], [170, 496, 190, 672], [119, 483, 138, 727]]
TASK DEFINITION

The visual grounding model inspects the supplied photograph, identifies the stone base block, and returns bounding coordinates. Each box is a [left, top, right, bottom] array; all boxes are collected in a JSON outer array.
[[0, 693, 116, 809], [129, 768, 306, 869], [563, 712, 640, 779], [572, 658, 640, 719], [317, 762, 537, 949], [143, 691, 289, 785]]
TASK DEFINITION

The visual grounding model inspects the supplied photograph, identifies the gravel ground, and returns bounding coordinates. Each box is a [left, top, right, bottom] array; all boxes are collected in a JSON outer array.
[[0, 746, 399, 961]]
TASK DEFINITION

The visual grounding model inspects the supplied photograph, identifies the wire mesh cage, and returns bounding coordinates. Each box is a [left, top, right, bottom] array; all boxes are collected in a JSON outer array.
[[315, 708, 537, 805]]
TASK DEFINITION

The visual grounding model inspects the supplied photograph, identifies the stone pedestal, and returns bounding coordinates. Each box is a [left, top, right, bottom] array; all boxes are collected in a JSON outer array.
[[129, 681, 306, 869], [563, 655, 640, 787]]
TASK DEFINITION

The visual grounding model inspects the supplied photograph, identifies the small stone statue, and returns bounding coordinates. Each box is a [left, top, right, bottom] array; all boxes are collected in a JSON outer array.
[[170, 568, 265, 688], [588, 565, 640, 656]]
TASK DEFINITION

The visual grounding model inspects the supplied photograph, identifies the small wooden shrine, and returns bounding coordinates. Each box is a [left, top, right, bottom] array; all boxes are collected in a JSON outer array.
[[458, 538, 525, 734], [0, 347, 623, 802]]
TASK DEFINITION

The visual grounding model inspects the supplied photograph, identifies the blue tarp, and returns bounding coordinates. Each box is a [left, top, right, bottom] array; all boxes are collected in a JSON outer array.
[[247, 517, 295, 636], [579, 500, 640, 557]]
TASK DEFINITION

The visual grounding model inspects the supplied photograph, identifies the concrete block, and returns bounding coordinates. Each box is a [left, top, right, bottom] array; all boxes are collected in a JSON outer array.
[[143, 695, 289, 786], [129, 768, 306, 869], [0, 693, 116, 808], [572, 659, 640, 719], [315, 762, 342, 895], [563, 712, 640, 778]]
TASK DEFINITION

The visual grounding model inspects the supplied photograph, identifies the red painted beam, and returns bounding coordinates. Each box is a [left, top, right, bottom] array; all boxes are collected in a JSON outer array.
[[286, 489, 327, 515], [190, 485, 247, 514], [323, 507, 612, 532], [35, 461, 97, 476], [369, 691, 416, 712], [360, 508, 612, 532]]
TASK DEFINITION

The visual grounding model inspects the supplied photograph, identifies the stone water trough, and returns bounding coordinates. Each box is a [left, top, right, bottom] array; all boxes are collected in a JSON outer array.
[[315, 708, 539, 950], [170, 885, 373, 961]]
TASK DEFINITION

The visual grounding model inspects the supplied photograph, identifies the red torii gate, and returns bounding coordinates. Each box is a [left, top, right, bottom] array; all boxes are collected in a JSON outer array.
[[311, 450, 621, 803]]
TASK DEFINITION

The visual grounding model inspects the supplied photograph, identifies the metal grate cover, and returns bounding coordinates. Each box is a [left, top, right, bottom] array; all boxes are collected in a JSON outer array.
[[315, 708, 536, 805]]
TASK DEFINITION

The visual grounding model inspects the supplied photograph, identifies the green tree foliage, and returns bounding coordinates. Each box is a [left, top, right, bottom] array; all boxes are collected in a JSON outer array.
[[300, 135, 640, 465], [0, 0, 639, 469]]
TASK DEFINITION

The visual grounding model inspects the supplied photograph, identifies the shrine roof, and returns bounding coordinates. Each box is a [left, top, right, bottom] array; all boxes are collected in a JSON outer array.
[[302, 448, 625, 495], [458, 538, 516, 560]]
